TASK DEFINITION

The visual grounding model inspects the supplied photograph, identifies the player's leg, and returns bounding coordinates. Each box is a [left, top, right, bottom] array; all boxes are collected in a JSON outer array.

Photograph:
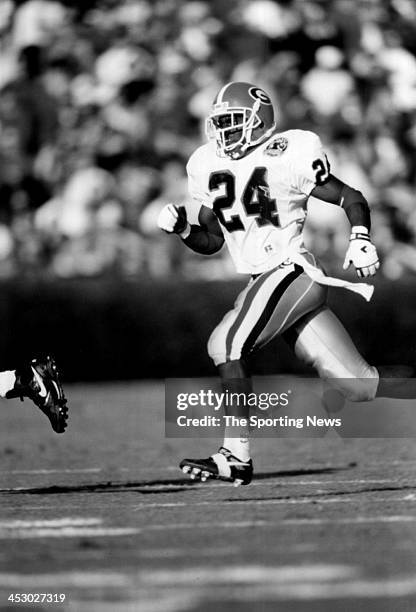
[[283, 306, 416, 409], [4, 356, 68, 433], [180, 275, 262, 485], [284, 306, 379, 401], [207, 266, 306, 463], [180, 264, 327, 484], [209, 264, 308, 365], [179, 361, 254, 485]]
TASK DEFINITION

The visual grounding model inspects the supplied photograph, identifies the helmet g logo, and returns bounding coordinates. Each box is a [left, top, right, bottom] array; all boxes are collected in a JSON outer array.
[[249, 87, 272, 105]]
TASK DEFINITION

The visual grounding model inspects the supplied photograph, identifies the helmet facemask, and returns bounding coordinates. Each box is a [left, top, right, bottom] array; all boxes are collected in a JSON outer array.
[[206, 99, 272, 159]]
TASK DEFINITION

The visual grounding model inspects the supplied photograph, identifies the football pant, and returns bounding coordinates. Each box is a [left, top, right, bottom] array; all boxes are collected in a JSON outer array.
[[284, 307, 379, 401], [208, 261, 378, 402]]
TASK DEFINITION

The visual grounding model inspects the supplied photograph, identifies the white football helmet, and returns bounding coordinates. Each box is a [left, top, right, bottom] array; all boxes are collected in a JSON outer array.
[[206, 81, 276, 159]]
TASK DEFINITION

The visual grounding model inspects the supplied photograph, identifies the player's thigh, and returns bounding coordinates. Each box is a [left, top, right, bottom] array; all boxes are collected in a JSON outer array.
[[287, 306, 379, 401], [253, 273, 327, 351], [207, 264, 302, 365]]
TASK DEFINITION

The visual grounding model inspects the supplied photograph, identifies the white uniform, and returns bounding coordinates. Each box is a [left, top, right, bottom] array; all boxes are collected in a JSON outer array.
[[186, 129, 379, 401], [187, 129, 326, 274], [187, 130, 373, 301]]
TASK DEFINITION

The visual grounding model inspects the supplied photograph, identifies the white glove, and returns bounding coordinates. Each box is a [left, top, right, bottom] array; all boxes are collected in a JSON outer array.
[[343, 226, 380, 278], [157, 204, 190, 237]]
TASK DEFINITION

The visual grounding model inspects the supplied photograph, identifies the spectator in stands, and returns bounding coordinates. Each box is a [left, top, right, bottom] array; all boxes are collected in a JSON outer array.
[[0, 0, 415, 280]]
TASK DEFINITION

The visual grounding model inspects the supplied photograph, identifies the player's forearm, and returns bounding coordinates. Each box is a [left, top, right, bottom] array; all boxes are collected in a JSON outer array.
[[182, 225, 224, 255], [340, 185, 371, 231], [311, 177, 372, 231]]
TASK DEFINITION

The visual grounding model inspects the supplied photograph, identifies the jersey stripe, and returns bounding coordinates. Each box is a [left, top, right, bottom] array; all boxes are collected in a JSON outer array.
[[216, 83, 231, 105], [225, 268, 278, 360], [240, 266, 303, 357], [255, 276, 320, 350]]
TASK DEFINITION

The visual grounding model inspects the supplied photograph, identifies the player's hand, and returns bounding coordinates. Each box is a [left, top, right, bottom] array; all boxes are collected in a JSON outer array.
[[343, 226, 380, 278], [157, 204, 189, 235]]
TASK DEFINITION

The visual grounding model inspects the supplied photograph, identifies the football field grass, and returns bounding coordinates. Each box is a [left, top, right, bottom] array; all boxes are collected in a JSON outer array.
[[0, 381, 415, 611]]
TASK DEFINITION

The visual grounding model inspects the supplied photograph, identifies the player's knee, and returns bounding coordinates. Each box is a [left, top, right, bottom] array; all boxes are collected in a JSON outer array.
[[207, 329, 247, 377], [303, 342, 379, 402], [207, 327, 227, 366]]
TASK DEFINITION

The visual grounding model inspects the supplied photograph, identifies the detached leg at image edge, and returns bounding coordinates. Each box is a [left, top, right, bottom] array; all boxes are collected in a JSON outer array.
[[0, 355, 68, 433]]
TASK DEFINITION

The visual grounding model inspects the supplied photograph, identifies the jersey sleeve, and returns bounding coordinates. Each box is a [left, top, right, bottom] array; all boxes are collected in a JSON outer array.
[[290, 131, 331, 195], [186, 147, 213, 209], [184, 147, 213, 224]]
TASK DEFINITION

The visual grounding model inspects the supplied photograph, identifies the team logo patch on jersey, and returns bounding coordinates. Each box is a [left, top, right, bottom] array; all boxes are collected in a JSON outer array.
[[265, 136, 288, 156], [249, 87, 272, 105]]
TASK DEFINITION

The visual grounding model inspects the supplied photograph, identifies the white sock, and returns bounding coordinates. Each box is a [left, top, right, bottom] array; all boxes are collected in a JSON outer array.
[[0, 370, 16, 398], [222, 436, 251, 462]]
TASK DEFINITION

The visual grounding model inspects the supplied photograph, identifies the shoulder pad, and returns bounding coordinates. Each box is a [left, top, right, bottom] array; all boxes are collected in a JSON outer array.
[[186, 142, 215, 173]]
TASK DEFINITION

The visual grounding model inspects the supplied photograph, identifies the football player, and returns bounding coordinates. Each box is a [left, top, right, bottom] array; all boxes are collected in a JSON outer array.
[[0, 355, 67, 433], [158, 81, 411, 486]]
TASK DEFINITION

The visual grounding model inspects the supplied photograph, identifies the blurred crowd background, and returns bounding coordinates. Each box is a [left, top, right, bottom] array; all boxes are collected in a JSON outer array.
[[1, 0, 416, 281]]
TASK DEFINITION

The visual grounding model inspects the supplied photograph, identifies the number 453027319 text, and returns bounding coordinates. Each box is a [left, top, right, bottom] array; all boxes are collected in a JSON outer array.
[[8, 593, 66, 603]]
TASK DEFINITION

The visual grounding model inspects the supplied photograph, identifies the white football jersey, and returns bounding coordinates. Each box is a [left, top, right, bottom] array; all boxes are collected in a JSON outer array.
[[186, 129, 330, 275]]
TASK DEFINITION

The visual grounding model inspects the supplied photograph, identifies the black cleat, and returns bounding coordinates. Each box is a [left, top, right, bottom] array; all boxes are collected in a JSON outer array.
[[7, 356, 68, 433], [180, 447, 253, 486]]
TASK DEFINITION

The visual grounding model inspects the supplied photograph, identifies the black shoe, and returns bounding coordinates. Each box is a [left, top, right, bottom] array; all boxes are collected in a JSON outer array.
[[180, 447, 253, 486], [7, 356, 68, 433]]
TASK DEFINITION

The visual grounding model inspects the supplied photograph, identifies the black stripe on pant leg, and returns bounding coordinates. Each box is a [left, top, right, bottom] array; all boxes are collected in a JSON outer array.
[[225, 267, 278, 361], [240, 265, 303, 359]]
